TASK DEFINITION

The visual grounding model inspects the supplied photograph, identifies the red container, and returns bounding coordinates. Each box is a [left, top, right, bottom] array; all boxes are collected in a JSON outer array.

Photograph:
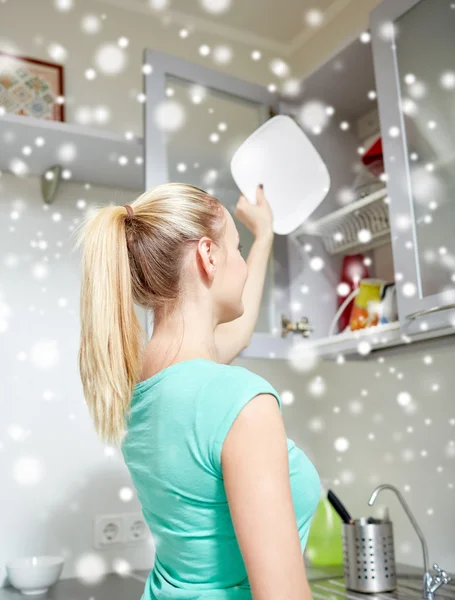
[[362, 137, 384, 177]]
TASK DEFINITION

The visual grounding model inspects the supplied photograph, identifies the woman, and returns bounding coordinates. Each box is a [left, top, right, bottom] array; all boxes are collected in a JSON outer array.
[[77, 182, 320, 600]]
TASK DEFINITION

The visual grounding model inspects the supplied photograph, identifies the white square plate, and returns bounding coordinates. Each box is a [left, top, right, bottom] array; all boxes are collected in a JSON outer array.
[[230, 115, 330, 235]]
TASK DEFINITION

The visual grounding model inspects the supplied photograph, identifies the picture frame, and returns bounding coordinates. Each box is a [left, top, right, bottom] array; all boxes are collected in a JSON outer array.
[[0, 50, 65, 121]]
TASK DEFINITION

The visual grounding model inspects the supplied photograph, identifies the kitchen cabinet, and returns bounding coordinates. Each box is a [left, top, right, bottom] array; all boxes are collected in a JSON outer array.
[[272, 31, 403, 359], [141, 47, 387, 360], [279, 0, 455, 360], [301, 0, 455, 358], [142, 49, 296, 359], [142, 0, 455, 360]]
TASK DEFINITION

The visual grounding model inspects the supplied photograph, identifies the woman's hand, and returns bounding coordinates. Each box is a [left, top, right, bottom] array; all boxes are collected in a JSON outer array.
[[234, 184, 274, 240]]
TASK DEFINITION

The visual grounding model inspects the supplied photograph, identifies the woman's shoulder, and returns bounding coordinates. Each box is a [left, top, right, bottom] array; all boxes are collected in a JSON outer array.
[[204, 363, 281, 408], [213, 362, 268, 382], [195, 363, 283, 472]]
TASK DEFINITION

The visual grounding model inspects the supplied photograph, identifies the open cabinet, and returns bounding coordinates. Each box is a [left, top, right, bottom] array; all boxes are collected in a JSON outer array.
[[142, 0, 455, 360], [142, 49, 297, 359], [286, 0, 455, 359]]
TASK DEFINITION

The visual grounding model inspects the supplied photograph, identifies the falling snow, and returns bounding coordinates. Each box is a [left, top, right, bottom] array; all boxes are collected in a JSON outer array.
[[298, 101, 330, 134], [334, 437, 350, 453]]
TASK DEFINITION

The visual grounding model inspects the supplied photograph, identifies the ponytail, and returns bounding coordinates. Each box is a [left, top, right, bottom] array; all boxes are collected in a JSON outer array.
[[74, 183, 225, 447], [75, 205, 144, 446]]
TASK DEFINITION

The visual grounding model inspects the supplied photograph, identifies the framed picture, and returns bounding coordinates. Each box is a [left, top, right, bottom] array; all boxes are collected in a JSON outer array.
[[0, 50, 65, 121]]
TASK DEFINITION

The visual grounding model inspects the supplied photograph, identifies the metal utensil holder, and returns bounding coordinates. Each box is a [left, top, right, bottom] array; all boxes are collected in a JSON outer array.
[[343, 520, 397, 594]]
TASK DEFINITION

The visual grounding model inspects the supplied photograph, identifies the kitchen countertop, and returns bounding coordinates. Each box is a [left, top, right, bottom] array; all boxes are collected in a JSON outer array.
[[0, 563, 443, 599]]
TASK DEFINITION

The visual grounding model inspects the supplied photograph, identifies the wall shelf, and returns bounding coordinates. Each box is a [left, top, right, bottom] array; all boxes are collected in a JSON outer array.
[[0, 112, 144, 192], [292, 187, 390, 255]]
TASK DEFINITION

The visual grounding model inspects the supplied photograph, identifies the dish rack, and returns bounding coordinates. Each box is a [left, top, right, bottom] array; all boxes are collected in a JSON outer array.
[[292, 187, 390, 255]]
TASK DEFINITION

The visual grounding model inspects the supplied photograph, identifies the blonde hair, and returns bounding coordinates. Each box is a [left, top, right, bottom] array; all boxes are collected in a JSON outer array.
[[75, 183, 225, 446]]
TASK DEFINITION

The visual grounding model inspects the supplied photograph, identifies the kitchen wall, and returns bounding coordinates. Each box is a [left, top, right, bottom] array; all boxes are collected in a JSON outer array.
[[0, 0, 296, 139], [0, 173, 147, 588], [1, 0, 454, 590], [0, 0, 383, 139], [238, 341, 455, 572]]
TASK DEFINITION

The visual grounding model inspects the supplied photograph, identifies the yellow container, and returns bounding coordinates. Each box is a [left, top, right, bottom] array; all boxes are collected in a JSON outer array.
[[350, 278, 384, 331]]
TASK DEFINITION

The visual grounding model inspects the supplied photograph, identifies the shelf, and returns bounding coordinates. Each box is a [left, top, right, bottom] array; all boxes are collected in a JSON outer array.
[[307, 321, 401, 357], [303, 320, 455, 359], [0, 112, 144, 192], [292, 187, 390, 255]]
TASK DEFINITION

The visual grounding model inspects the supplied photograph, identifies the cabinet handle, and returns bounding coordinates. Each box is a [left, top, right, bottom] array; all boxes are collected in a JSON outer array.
[[406, 303, 455, 321]]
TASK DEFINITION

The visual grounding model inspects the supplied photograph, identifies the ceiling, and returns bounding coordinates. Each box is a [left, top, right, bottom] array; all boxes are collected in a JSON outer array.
[[150, 0, 336, 43], [99, 0, 356, 54]]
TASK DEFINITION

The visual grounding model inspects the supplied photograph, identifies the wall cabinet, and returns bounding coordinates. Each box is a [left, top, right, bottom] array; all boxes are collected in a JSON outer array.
[[142, 49, 297, 359], [141, 0, 455, 360], [292, 0, 455, 360]]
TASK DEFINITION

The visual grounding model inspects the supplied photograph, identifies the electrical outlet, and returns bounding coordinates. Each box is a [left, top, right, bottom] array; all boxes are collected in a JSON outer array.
[[93, 512, 150, 549], [123, 512, 150, 545], [93, 514, 125, 549]]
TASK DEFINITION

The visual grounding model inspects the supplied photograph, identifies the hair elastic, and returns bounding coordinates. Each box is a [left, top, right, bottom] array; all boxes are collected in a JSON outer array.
[[124, 204, 134, 219]]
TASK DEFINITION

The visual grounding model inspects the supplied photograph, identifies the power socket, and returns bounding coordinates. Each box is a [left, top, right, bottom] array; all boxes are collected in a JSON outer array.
[[93, 512, 150, 549], [94, 514, 125, 549], [123, 512, 150, 545]]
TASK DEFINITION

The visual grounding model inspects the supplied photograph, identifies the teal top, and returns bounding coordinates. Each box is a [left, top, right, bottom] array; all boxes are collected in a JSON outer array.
[[121, 359, 321, 600]]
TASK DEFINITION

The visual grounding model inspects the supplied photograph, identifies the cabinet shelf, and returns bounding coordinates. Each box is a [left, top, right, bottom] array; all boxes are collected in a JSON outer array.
[[0, 112, 144, 192], [292, 187, 390, 255], [307, 321, 401, 357], [305, 320, 455, 359]]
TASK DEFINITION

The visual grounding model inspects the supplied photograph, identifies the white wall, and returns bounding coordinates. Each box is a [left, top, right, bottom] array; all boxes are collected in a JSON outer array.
[[0, 173, 153, 587], [237, 341, 455, 572], [0, 0, 287, 139]]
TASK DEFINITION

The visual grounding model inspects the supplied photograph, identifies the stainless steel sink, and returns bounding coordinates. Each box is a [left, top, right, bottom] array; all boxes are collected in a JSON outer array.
[[310, 574, 455, 600]]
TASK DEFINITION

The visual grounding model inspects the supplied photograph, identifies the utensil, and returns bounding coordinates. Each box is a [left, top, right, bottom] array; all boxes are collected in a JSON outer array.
[[230, 115, 330, 235], [367, 517, 383, 524], [327, 489, 354, 524]]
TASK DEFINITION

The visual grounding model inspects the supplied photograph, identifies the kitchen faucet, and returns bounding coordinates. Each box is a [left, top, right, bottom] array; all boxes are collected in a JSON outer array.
[[368, 484, 452, 600]]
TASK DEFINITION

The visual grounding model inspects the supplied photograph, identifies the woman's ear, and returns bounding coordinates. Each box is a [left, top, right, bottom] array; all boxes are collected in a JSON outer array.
[[197, 237, 217, 280]]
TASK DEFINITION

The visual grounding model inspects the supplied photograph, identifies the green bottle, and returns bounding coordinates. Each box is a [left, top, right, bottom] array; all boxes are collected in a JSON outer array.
[[306, 490, 344, 566]]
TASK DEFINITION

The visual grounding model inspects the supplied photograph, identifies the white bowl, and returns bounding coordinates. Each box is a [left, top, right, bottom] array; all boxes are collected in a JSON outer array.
[[230, 115, 330, 235], [6, 556, 64, 595]]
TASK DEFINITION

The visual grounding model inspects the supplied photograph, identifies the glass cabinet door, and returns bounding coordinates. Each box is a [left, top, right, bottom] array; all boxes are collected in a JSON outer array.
[[371, 0, 455, 335], [143, 49, 293, 358]]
